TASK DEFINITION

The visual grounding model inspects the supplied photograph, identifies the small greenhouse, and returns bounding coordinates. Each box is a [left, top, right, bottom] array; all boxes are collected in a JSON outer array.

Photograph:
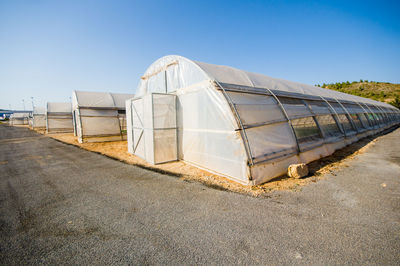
[[46, 102, 73, 133], [126, 55, 400, 185], [72, 91, 135, 143], [9, 112, 30, 125], [29, 106, 46, 129]]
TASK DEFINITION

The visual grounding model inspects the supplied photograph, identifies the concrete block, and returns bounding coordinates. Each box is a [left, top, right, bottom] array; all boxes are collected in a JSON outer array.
[[288, 163, 309, 179]]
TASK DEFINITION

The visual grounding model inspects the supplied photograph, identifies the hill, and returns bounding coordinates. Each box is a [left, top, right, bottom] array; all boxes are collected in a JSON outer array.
[[315, 80, 400, 108]]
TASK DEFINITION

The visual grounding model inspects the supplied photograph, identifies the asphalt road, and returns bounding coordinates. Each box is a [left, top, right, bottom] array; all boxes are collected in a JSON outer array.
[[0, 124, 399, 265]]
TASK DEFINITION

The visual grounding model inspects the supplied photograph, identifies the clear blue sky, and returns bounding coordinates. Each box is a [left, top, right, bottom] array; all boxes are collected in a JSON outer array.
[[1, 0, 399, 110]]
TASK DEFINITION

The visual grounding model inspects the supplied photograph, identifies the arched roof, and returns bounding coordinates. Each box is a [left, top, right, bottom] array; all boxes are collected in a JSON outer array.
[[11, 112, 30, 118], [33, 106, 46, 115], [139, 55, 395, 109], [72, 91, 135, 109], [47, 102, 72, 113]]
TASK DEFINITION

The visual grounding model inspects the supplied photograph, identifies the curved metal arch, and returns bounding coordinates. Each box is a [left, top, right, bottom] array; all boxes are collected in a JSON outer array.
[[301, 100, 326, 139], [214, 81, 255, 169], [354, 101, 372, 126], [319, 96, 346, 135], [374, 104, 389, 124], [361, 103, 379, 128], [264, 91, 301, 154], [333, 99, 358, 134]]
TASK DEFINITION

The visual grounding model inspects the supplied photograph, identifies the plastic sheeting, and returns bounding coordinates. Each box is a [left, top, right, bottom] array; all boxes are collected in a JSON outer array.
[[31, 106, 46, 129], [46, 102, 73, 133], [129, 55, 400, 185], [195, 60, 392, 108], [47, 102, 72, 114], [72, 90, 134, 143], [73, 91, 135, 109], [9, 112, 30, 125]]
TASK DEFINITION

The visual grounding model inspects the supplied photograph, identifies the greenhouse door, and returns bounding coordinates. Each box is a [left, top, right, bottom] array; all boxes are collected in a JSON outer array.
[[131, 97, 146, 160], [131, 93, 177, 164]]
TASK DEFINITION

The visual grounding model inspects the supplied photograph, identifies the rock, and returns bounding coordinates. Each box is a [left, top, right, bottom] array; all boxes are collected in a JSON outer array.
[[288, 163, 309, 179]]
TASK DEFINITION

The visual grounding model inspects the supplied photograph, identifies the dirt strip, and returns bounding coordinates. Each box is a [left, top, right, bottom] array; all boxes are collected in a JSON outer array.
[[38, 130, 382, 196]]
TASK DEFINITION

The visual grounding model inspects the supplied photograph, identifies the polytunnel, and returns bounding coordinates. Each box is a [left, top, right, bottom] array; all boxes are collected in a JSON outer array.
[[126, 55, 400, 185], [46, 102, 73, 133], [9, 112, 30, 126], [72, 91, 135, 143], [30, 106, 46, 129]]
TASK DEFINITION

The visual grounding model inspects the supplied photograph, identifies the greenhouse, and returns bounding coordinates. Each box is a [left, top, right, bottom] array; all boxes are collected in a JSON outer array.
[[30, 106, 46, 129], [126, 55, 400, 185], [46, 102, 73, 133], [72, 90, 135, 143], [9, 112, 30, 125]]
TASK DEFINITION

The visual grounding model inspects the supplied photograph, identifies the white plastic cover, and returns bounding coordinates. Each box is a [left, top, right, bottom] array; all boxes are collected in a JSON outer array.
[[72, 91, 135, 109], [32, 107, 46, 128], [46, 102, 73, 133], [195, 60, 393, 109], [72, 90, 134, 142], [47, 117, 73, 132], [47, 102, 72, 113], [129, 55, 399, 185], [10, 112, 30, 125]]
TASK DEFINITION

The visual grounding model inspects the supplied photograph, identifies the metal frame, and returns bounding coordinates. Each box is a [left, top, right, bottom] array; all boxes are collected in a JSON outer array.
[[131, 98, 144, 154], [362, 103, 378, 128], [319, 96, 346, 135], [214, 81, 255, 170], [333, 99, 358, 134], [128, 75, 399, 173], [302, 100, 326, 139], [354, 102, 373, 128], [130, 93, 178, 164], [215, 81, 400, 167], [268, 90, 302, 154]]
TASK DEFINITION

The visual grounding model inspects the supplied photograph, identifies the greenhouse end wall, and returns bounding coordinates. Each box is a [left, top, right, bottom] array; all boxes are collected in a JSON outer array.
[[127, 86, 250, 184], [72, 91, 134, 143]]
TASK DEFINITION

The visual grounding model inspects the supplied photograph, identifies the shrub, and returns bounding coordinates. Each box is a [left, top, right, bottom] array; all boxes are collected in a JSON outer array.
[[390, 96, 400, 109]]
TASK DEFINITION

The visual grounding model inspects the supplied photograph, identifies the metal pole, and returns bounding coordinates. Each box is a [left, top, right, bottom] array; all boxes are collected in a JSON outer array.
[[334, 99, 357, 132], [266, 90, 301, 154], [355, 102, 372, 128], [362, 103, 378, 128], [214, 81, 255, 168], [319, 96, 345, 135], [302, 100, 325, 139]]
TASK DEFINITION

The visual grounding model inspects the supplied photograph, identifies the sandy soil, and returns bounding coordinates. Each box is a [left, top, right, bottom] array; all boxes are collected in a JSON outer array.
[[33, 128, 384, 197], [13, 125, 30, 128]]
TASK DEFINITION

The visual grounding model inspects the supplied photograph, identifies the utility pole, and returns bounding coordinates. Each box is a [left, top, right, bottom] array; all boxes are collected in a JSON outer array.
[[31, 97, 34, 110], [22, 99, 25, 111]]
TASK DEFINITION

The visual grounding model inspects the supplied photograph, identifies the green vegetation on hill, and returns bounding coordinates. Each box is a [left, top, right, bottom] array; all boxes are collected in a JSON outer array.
[[315, 80, 400, 109]]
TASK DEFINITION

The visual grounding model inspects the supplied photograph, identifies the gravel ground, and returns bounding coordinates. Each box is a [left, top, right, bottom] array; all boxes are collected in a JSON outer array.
[[0, 124, 399, 265]]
